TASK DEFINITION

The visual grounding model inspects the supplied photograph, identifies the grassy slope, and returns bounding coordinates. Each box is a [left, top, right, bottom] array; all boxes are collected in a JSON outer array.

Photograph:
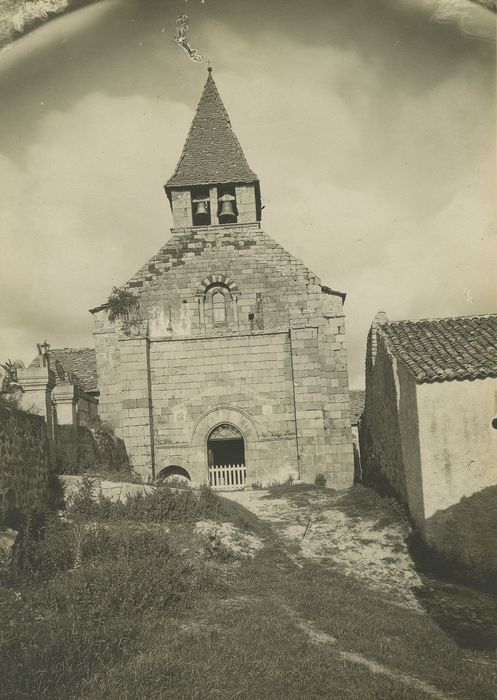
[[1, 487, 496, 699], [81, 537, 497, 700]]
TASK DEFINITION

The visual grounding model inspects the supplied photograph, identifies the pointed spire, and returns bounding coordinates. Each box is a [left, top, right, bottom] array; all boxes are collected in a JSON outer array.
[[166, 69, 258, 188]]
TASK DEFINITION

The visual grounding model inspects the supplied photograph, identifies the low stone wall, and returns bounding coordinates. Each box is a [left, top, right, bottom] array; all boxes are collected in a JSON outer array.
[[56, 425, 129, 475], [0, 404, 51, 524]]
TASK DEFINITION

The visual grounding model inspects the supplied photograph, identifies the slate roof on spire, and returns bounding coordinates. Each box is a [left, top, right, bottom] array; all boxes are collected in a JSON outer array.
[[166, 70, 258, 188]]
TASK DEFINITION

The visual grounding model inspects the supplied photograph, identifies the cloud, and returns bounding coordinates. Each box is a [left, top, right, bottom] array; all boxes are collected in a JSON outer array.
[[0, 3, 494, 388], [0, 91, 190, 364]]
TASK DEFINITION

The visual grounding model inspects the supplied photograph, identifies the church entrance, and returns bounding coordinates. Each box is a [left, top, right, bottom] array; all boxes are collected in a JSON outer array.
[[207, 424, 246, 490]]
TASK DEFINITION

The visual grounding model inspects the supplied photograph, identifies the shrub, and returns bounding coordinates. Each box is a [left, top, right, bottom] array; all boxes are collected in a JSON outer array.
[[198, 529, 237, 562], [81, 524, 170, 563], [56, 425, 132, 478], [314, 473, 327, 487], [11, 514, 75, 581], [107, 287, 139, 322], [66, 478, 227, 525], [46, 548, 199, 620]]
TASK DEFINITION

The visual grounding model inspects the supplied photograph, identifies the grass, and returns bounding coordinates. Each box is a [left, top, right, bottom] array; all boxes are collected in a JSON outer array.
[[1, 482, 496, 699]]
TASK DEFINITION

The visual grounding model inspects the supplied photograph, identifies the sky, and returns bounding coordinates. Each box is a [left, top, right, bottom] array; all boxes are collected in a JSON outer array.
[[0, 0, 495, 388]]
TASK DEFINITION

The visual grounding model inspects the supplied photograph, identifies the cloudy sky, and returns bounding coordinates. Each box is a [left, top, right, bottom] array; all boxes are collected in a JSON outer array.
[[0, 0, 495, 388]]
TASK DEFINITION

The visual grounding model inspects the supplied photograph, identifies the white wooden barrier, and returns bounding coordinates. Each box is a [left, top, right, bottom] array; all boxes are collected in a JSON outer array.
[[208, 464, 246, 490]]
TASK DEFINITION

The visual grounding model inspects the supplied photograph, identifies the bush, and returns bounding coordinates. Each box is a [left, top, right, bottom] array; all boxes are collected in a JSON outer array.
[[2, 515, 224, 698], [81, 524, 170, 563], [56, 425, 132, 479], [67, 478, 226, 525], [107, 287, 139, 322], [315, 473, 327, 487], [46, 547, 199, 619], [11, 513, 75, 581]]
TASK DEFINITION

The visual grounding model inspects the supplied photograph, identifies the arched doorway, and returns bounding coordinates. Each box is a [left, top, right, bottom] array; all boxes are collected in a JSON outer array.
[[157, 465, 191, 487], [207, 424, 246, 490]]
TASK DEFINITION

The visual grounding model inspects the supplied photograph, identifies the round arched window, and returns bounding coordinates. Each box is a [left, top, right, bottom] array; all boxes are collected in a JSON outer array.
[[212, 291, 227, 323]]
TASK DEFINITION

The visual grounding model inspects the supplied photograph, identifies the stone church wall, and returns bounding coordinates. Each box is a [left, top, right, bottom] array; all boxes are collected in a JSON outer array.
[[92, 224, 355, 486], [150, 331, 298, 484]]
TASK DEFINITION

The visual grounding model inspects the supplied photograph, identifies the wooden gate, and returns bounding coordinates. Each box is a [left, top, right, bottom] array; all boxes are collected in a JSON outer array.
[[208, 463, 246, 490]]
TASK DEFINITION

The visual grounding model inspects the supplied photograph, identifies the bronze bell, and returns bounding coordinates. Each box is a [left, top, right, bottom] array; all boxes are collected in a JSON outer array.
[[219, 194, 236, 221], [195, 200, 209, 217]]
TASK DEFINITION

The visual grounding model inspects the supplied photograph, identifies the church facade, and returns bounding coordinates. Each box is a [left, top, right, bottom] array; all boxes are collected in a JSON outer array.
[[91, 69, 354, 488]]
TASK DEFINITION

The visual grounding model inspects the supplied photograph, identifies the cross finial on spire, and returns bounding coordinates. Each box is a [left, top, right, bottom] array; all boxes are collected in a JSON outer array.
[[207, 61, 212, 73]]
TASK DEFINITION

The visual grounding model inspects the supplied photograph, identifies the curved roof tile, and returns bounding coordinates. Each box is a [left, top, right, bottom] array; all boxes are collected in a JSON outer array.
[[379, 314, 497, 383]]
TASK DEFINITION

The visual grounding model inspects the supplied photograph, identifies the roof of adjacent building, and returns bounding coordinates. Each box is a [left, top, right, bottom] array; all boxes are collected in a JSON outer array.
[[30, 348, 98, 393], [166, 69, 258, 188], [349, 390, 365, 425], [379, 314, 497, 383]]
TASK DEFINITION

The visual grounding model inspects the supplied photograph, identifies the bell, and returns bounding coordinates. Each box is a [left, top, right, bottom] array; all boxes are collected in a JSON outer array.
[[195, 200, 209, 217], [219, 194, 236, 221]]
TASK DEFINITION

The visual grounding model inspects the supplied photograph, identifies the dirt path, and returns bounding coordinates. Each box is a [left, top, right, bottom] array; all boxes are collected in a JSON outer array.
[[224, 486, 497, 649], [225, 487, 423, 610]]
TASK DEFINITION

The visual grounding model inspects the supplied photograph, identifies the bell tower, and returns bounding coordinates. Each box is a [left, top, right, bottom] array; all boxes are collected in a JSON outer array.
[[164, 67, 261, 229]]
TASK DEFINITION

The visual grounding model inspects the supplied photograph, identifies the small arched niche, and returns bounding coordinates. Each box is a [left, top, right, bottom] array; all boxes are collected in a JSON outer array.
[[157, 465, 192, 487]]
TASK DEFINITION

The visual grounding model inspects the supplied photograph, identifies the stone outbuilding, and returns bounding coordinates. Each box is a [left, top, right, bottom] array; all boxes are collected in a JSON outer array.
[[360, 312, 497, 567], [27, 347, 99, 427], [90, 69, 355, 488]]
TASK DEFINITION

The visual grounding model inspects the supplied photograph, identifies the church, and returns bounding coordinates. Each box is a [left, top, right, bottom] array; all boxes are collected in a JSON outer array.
[[90, 68, 354, 489]]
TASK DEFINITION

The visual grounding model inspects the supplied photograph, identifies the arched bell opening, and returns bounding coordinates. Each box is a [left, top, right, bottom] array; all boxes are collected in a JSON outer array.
[[157, 465, 192, 487], [207, 423, 246, 490], [217, 185, 238, 224], [191, 186, 211, 226]]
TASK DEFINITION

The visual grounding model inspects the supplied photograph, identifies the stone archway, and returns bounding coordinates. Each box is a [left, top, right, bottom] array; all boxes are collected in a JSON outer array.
[[192, 406, 260, 490], [191, 405, 260, 447], [157, 465, 192, 486]]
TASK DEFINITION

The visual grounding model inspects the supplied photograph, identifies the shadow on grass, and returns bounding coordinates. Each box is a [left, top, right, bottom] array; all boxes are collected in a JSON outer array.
[[350, 479, 497, 652], [407, 534, 497, 652], [217, 495, 271, 538]]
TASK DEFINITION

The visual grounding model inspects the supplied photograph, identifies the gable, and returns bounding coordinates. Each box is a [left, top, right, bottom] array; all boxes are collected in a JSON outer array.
[[91, 224, 345, 336]]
